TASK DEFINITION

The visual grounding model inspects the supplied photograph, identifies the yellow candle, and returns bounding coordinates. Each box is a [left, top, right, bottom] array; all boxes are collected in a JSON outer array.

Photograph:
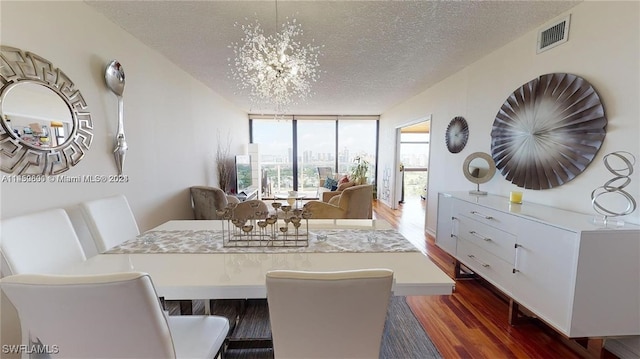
[[510, 191, 523, 204]]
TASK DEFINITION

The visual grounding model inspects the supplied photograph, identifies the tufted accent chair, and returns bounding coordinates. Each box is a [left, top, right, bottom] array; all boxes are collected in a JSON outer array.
[[190, 186, 240, 220]]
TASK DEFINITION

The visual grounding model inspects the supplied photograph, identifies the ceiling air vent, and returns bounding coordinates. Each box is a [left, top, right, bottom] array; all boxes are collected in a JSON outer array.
[[537, 15, 570, 54]]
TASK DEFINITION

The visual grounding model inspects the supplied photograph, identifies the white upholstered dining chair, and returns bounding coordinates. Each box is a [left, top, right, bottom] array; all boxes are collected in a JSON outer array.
[[0, 272, 230, 358], [0, 208, 86, 276], [80, 194, 140, 253], [266, 269, 394, 359]]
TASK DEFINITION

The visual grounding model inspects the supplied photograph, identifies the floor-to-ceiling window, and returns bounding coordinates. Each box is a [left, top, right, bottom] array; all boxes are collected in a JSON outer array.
[[338, 120, 377, 183], [251, 118, 294, 195], [297, 120, 337, 194], [251, 116, 378, 199]]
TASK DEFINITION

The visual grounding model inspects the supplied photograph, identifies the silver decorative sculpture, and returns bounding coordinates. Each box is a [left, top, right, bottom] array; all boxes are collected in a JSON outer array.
[[591, 151, 637, 226], [105, 60, 127, 175], [218, 202, 311, 247]]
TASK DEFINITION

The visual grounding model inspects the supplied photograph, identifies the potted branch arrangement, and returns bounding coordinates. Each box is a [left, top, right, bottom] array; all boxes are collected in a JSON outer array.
[[350, 156, 370, 185], [216, 132, 234, 193]]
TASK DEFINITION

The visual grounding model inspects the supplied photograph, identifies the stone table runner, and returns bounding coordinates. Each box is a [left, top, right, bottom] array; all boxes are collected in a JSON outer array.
[[106, 229, 419, 254]]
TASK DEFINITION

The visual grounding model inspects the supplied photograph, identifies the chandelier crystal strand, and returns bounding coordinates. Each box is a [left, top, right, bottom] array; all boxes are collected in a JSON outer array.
[[229, 14, 322, 114]]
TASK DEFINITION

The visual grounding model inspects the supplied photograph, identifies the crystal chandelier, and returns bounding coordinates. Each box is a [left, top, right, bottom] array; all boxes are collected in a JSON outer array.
[[229, 2, 322, 114]]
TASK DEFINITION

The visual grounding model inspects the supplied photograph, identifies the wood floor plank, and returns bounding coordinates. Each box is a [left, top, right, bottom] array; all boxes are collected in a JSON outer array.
[[372, 199, 610, 359]]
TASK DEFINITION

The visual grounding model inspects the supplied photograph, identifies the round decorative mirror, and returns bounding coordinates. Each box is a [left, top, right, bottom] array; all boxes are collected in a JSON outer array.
[[463, 152, 496, 195], [0, 45, 93, 175], [3, 82, 75, 149], [445, 116, 469, 154]]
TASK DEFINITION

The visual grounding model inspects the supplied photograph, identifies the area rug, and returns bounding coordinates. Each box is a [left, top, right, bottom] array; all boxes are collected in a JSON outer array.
[[211, 296, 443, 359], [106, 229, 419, 254]]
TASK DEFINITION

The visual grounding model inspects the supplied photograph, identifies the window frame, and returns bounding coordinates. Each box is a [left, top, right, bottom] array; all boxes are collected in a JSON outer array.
[[250, 115, 379, 197]]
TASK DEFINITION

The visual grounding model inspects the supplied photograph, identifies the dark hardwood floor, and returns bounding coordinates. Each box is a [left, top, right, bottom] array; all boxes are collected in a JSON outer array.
[[372, 198, 616, 359]]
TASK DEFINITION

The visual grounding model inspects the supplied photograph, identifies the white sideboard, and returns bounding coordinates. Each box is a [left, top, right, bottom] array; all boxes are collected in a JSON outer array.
[[436, 192, 640, 338]]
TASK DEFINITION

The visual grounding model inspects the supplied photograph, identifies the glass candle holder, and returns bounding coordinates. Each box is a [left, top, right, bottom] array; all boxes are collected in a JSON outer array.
[[509, 191, 523, 204]]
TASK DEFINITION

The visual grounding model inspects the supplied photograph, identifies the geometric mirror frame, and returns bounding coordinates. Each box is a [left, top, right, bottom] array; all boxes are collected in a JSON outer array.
[[0, 45, 93, 175], [491, 73, 606, 190]]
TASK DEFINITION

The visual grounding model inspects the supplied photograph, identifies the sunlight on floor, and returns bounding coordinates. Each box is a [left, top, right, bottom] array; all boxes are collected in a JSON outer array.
[[396, 195, 427, 252], [400, 195, 426, 228]]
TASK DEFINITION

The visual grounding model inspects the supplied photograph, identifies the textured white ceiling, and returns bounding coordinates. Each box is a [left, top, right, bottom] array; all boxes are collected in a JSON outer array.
[[85, 0, 580, 115]]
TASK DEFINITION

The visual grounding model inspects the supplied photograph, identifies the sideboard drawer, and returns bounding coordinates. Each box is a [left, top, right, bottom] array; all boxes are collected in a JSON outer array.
[[457, 215, 516, 264], [455, 199, 518, 234], [457, 239, 514, 295], [440, 191, 640, 338]]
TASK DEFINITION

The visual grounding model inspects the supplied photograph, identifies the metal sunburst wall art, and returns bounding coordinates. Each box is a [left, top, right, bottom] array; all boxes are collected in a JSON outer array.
[[445, 116, 469, 154], [490, 73, 607, 189]]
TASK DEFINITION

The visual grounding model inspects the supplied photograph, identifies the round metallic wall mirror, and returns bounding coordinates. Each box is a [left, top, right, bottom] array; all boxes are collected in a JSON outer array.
[[0, 45, 93, 175], [3, 82, 75, 149], [463, 152, 496, 195]]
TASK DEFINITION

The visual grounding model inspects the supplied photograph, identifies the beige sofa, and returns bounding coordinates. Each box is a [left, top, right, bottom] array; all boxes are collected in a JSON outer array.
[[303, 184, 373, 219], [319, 180, 357, 202]]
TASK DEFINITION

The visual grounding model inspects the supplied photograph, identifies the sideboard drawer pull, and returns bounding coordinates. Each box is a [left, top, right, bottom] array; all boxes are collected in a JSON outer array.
[[513, 243, 521, 274], [469, 231, 492, 241], [467, 254, 491, 268], [470, 211, 494, 220]]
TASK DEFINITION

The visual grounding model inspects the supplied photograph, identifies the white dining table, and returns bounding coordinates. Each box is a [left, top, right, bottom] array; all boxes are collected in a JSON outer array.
[[59, 219, 454, 300]]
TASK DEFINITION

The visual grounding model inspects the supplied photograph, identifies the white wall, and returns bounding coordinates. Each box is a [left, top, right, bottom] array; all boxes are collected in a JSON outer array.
[[0, 1, 249, 231], [379, 1, 640, 234]]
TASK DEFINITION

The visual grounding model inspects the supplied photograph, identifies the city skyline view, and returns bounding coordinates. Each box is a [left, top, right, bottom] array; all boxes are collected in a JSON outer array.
[[252, 119, 378, 196]]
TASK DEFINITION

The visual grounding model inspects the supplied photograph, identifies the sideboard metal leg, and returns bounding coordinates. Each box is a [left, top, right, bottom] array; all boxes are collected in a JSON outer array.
[[509, 299, 534, 325], [575, 338, 589, 348], [454, 260, 477, 280]]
